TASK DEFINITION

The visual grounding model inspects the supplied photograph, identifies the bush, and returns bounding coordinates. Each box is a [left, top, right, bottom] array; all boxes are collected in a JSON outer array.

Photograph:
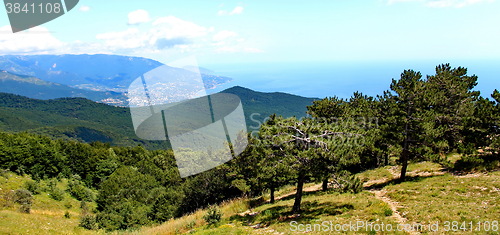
[[24, 180, 41, 195], [67, 179, 95, 202], [80, 201, 89, 213], [13, 189, 33, 213], [203, 206, 222, 225], [64, 211, 71, 219], [49, 187, 65, 201], [64, 202, 73, 209], [330, 172, 363, 194], [454, 154, 500, 172], [79, 214, 98, 230]]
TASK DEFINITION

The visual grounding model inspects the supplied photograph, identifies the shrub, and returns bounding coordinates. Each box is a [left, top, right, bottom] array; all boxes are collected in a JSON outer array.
[[0, 190, 14, 208], [383, 208, 393, 216], [13, 189, 33, 213], [80, 201, 89, 213], [185, 220, 196, 229], [24, 180, 41, 195], [203, 206, 222, 225], [64, 211, 71, 219], [330, 172, 363, 194], [67, 180, 95, 202], [79, 214, 98, 230], [49, 187, 65, 201], [454, 154, 500, 172], [64, 202, 73, 209]]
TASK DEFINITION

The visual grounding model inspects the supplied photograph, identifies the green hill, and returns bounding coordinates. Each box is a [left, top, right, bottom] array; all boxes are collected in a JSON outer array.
[[222, 86, 317, 131], [0, 86, 316, 147]]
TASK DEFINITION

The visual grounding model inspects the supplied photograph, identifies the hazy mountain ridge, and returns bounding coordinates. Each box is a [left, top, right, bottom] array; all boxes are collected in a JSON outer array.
[[0, 54, 233, 106], [0, 70, 127, 103]]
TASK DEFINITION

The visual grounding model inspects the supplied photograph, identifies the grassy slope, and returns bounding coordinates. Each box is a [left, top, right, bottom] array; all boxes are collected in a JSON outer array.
[[0, 172, 104, 234], [136, 161, 499, 235], [1, 160, 497, 234]]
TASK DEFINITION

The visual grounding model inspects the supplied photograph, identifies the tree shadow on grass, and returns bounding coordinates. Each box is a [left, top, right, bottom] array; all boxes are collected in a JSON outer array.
[[364, 174, 447, 190], [229, 200, 355, 227], [275, 190, 321, 202]]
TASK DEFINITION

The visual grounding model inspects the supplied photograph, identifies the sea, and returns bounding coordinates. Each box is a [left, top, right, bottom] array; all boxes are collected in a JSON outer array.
[[206, 60, 500, 99]]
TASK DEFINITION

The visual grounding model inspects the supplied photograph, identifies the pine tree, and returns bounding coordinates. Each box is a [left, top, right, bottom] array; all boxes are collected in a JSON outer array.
[[258, 115, 363, 213], [386, 69, 425, 181], [424, 64, 480, 154], [490, 90, 500, 153]]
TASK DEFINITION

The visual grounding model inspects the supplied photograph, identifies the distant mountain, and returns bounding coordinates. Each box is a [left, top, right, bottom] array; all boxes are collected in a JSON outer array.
[[0, 86, 316, 148], [0, 70, 127, 104], [0, 54, 233, 105], [222, 86, 317, 129]]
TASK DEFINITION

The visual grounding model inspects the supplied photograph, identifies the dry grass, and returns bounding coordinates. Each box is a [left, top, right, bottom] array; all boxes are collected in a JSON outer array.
[[133, 197, 251, 235]]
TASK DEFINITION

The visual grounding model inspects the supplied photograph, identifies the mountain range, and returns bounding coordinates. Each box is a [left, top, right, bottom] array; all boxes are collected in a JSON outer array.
[[0, 86, 316, 148], [0, 54, 233, 106], [0, 54, 317, 147]]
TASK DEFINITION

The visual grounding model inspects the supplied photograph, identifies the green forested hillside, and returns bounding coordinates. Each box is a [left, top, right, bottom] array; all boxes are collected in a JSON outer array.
[[0, 86, 315, 147], [222, 86, 316, 130]]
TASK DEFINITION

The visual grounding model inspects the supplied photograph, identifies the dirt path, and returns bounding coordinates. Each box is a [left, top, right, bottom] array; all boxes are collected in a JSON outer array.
[[363, 170, 419, 234], [363, 166, 439, 235], [369, 189, 420, 235]]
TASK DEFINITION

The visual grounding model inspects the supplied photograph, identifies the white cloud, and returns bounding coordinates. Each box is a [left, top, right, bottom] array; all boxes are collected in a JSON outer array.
[[96, 16, 263, 55], [231, 6, 244, 15], [217, 6, 244, 16], [79, 5, 90, 12], [426, 0, 493, 7], [0, 26, 65, 54], [0, 14, 262, 58], [213, 30, 238, 41], [128, 9, 151, 25], [215, 46, 264, 53], [96, 28, 148, 50], [387, 0, 495, 7], [92, 16, 210, 53], [151, 16, 208, 39]]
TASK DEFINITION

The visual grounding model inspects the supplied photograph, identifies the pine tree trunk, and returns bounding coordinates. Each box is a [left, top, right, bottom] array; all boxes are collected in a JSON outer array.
[[400, 121, 409, 182], [400, 153, 408, 182], [270, 187, 275, 204], [292, 171, 305, 214], [322, 178, 328, 192]]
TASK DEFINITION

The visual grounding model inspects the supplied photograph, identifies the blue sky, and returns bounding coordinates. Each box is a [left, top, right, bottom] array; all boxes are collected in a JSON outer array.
[[0, 0, 499, 65]]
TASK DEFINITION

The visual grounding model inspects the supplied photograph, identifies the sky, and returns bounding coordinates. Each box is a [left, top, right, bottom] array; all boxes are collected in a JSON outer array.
[[0, 0, 499, 66]]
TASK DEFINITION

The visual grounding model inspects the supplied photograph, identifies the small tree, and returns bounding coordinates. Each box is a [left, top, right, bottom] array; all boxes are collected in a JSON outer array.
[[13, 189, 33, 213], [203, 206, 222, 225], [79, 214, 98, 230]]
